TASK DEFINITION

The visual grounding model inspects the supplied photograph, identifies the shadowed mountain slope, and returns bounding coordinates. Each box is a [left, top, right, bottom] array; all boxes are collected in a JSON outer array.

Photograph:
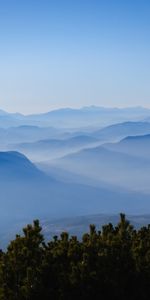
[[0, 151, 48, 181], [1, 151, 150, 226]]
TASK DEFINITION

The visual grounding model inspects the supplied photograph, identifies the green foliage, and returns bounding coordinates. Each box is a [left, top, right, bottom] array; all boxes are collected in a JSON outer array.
[[1, 214, 150, 299]]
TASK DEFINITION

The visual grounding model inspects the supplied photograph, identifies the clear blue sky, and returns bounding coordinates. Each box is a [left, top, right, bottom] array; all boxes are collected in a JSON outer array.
[[0, 0, 150, 114]]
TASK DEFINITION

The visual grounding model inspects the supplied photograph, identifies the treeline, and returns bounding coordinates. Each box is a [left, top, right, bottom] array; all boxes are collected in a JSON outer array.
[[1, 214, 150, 299]]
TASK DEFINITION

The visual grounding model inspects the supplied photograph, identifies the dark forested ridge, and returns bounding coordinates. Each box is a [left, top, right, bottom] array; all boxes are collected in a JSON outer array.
[[1, 214, 150, 299]]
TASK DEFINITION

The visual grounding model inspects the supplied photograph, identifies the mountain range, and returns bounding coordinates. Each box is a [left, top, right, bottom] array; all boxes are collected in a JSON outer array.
[[1, 106, 150, 245], [0, 106, 150, 128], [1, 151, 150, 226], [93, 121, 150, 141], [49, 142, 150, 193], [8, 135, 100, 161], [104, 134, 150, 160]]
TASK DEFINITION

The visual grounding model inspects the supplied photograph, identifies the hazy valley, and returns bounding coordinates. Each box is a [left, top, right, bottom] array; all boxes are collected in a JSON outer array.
[[0, 106, 150, 246]]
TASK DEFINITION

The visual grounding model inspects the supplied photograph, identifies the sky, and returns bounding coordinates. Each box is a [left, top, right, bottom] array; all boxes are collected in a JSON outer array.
[[0, 0, 150, 114]]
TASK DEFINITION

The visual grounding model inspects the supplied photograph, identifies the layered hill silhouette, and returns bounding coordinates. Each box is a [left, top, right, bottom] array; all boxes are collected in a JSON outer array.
[[1, 107, 150, 245], [9, 135, 99, 161], [0, 125, 63, 146], [1, 151, 150, 228], [94, 121, 150, 141], [0, 106, 150, 128], [54, 145, 150, 192], [104, 134, 150, 160]]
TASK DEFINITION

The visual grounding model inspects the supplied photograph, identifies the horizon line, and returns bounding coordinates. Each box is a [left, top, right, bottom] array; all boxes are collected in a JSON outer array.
[[1, 104, 150, 116]]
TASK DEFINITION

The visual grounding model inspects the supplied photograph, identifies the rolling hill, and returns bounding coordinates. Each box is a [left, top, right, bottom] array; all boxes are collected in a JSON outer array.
[[1, 151, 150, 225], [94, 121, 150, 141], [0, 151, 48, 181], [9, 135, 100, 161], [53, 145, 150, 192], [104, 134, 150, 160]]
